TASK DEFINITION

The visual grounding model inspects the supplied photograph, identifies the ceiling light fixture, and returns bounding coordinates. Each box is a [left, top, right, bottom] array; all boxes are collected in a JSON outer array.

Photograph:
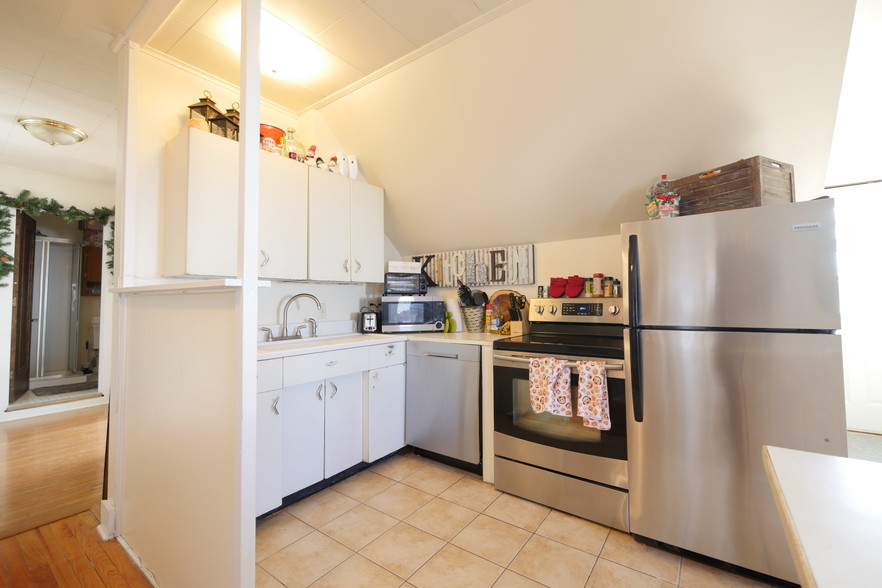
[[220, 9, 326, 82], [17, 117, 88, 147]]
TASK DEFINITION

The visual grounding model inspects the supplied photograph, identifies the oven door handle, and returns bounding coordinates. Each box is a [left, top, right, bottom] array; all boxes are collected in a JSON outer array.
[[492, 355, 623, 370]]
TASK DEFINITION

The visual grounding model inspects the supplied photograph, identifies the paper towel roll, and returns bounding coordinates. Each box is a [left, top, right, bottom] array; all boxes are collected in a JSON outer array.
[[445, 298, 464, 332]]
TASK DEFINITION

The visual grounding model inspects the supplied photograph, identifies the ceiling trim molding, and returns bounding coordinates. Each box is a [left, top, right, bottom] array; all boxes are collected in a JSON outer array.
[[300, 0, 532, 114], [139, 47, 299, 120], [112, 0, 180, 53]]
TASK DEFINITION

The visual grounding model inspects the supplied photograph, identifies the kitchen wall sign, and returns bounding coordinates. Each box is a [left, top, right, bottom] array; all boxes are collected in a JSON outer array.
[[412, 244, 534, 288]]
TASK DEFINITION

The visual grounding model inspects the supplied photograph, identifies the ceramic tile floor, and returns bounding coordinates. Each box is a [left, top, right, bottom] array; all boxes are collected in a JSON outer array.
[[256, 452, 776, 588]]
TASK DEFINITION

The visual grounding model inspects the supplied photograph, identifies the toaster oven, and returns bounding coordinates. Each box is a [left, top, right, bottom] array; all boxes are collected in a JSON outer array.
[[384, 272, 428, 296]]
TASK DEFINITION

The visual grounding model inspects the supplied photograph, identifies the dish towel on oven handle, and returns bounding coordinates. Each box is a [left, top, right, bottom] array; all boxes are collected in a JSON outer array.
[[577, 360, 611, 430], [528, 358, 572, 417]]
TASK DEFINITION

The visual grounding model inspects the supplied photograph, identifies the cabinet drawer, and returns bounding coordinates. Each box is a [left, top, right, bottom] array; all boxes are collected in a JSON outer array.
[[257, 359, 283, 392], [283, 348, 369, 386], [369, 342, 406, 369]]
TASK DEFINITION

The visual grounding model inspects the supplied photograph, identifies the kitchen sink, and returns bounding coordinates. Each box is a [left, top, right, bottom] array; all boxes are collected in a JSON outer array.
[[257, 332, 400, 357]]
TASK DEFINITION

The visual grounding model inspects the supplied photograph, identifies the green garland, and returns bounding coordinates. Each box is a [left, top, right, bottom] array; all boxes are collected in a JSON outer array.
[[0, 190, 115, 286]]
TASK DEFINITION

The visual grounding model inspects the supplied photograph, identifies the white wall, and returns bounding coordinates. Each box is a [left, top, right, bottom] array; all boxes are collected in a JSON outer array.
[[316, 0, 856, 256], [0, 163, 114, 210], [117, 290, 242, 587], [425, 233, 622, 314]]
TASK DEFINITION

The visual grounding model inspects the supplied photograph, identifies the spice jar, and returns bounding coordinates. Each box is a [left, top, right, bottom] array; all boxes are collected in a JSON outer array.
[[603, 277, 614, 297], [592, 273, 604, 297]]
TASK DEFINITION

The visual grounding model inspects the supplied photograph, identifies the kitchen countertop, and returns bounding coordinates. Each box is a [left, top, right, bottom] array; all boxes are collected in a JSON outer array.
[[762, 445, 882, 588], [404, 332, 506, 346], [256, 331, 505, 359]]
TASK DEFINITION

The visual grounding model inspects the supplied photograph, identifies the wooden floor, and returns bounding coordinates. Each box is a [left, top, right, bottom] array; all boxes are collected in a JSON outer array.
[[0, 406, 107, 540], [0, 509, 152, 587], [0, 405, 151, 586]]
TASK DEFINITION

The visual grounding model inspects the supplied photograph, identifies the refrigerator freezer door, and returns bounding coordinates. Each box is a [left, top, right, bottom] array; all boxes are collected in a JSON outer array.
[[625, 328, 846, 582], [621, 198, 840, 331]]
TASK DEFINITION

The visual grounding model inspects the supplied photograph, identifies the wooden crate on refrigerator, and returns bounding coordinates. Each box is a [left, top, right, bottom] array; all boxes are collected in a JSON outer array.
[[669, 156, 794, 216]]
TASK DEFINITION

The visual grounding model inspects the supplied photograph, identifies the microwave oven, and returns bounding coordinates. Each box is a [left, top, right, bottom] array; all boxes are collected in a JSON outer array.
[[384, 272, 428, 296], [380, 296, 445, 333]]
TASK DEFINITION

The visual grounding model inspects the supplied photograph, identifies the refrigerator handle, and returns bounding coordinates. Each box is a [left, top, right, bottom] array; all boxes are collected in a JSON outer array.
[[627, 234, 640, 327], [629, 328, 644, 422]]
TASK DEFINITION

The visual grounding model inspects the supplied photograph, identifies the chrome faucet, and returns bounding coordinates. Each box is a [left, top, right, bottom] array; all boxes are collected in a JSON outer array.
[[281, 293, 323, 339]]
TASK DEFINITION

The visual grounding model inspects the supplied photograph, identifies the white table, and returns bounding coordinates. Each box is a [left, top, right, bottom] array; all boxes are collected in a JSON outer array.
[[762, 445, 882, 588]]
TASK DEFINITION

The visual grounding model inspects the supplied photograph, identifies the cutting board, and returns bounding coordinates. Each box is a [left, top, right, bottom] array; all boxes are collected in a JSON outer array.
[[488, 290, 528, 322]]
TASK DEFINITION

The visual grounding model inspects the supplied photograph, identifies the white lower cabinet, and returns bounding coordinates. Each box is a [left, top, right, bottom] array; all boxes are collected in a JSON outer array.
[[258, 343, 406, 509], [364, 342, 406, 462], [256, 359, 283, 516], [256, 391, 282, 516], [281, 381, 324, 495], [364, 363, 406, 462], [281, 372, 364, 496], [323, 372, 365, 477]]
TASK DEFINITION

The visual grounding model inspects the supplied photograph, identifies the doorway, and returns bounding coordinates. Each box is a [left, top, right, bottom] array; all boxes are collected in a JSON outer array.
[[7, 212, 103, 410]]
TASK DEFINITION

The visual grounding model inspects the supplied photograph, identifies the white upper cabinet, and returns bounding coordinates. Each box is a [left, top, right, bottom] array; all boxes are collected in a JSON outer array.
[[162, 129, 308, 280], [258, 150, 308, 280], [350, 180, 384, 283], [164, 129, 238, 278], [308, 169, 352, 281], [308, 168, 384, 283], [163, 130, 382, 282]]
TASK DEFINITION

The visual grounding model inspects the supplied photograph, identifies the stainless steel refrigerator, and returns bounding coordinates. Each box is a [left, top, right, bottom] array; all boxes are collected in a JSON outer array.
[[621, 198, 846, 583]]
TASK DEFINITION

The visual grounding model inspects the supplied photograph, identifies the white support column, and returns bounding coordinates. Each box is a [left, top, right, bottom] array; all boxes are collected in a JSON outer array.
[[237, 0, 261, 586]]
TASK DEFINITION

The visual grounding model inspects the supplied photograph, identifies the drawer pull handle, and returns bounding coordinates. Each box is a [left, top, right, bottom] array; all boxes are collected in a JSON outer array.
[[326, 360, 337, 367]]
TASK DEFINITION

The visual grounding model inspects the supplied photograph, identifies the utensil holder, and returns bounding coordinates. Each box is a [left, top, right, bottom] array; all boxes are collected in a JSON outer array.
[[461, 306, 485, 333]]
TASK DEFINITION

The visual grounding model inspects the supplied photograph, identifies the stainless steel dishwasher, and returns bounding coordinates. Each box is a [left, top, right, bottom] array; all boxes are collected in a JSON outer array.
[[406, 341, 481, 467]]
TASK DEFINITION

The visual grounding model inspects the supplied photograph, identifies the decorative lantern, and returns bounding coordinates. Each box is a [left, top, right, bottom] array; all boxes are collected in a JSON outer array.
[[224, 102, 240, 141], [187, 91, 222, 126], [207, 101, 240, 141]]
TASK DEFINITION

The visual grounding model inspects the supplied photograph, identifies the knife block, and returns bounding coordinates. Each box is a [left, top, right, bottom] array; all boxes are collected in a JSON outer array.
[[510, 320, 530, 337]]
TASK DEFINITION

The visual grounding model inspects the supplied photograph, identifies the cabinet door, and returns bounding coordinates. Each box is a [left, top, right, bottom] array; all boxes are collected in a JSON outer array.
[[324, 372, 364, 477], [364, 364, 406, 462], [281, 381, 325, 496], [259, 151, 308, 280], [308, 168, 351, 281], [256, 390, 282, 516], [350, 181, 384, 283], [81, 246, 102, 296], [163, 128, 238, 277]]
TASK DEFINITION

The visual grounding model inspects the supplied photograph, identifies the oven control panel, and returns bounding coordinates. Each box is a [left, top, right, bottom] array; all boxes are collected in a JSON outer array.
[[529, 297, 624, 324]]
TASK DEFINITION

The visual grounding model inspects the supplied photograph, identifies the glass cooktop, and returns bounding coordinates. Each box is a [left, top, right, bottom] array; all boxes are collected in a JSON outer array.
[[494, 329, 625, 359]]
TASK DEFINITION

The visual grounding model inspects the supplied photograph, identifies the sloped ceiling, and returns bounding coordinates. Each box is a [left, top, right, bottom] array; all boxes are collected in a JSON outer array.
[[315, 0, 857, 256]]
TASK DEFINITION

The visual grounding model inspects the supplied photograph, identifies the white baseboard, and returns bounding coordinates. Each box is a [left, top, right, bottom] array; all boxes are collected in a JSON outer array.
[[96, 499, 116, 540], [117, 535, 160, 588]]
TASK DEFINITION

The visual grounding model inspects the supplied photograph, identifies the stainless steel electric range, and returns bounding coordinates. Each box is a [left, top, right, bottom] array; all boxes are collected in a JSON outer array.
[[492, 297, 629, 531]]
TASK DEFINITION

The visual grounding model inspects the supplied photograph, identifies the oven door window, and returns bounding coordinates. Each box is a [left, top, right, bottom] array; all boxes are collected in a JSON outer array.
[[494, 364, 627, 460]]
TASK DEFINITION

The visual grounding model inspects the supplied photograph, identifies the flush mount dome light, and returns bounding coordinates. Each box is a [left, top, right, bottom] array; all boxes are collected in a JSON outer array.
[[17, 117, 88, 146]]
